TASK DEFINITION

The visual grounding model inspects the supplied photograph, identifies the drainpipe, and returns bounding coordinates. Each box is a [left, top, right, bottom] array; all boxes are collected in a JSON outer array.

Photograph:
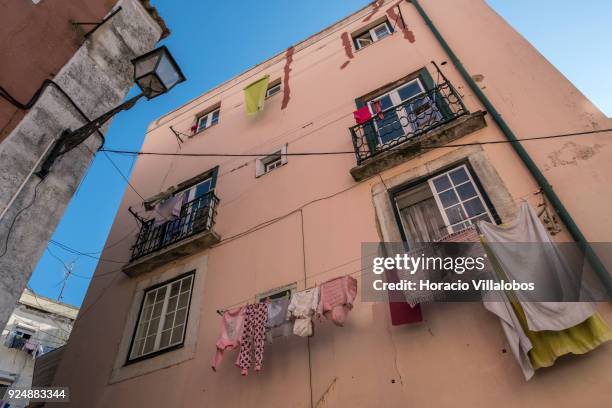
[[409, 0, 612, 296]]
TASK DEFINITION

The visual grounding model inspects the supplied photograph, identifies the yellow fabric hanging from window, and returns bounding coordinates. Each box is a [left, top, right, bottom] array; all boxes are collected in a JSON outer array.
[[244, 76, 270, 116]]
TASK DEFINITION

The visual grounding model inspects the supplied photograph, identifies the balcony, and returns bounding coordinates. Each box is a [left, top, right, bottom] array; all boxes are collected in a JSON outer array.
[[349, 80, 487, 181], [122, 191, 220, 277]]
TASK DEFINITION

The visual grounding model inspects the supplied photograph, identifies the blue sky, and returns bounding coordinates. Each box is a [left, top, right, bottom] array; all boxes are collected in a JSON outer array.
[[28, 0, 612, 307]]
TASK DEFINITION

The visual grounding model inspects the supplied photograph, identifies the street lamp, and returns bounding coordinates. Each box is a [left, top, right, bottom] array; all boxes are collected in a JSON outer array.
[[36, 46, 185, 178], [132, 46, 185, 99]]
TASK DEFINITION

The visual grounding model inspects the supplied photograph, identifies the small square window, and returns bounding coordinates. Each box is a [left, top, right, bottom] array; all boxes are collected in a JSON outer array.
[[266, 82, 282, 98], [195, 108, 220, 134], [128, 273, 194, 362], [256, 144, 288, 177], [353, 20, 393, 50]]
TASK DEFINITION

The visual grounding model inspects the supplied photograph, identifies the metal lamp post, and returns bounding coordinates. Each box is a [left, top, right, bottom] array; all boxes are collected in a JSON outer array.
[[36, 45, 185, 178]]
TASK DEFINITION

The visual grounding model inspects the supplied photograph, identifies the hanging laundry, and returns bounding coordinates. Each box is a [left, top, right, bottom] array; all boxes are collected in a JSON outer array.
[[244, 76, 270, 116], [384, 267, 422, 325], [287, 287, 320, 336], [154, 191, 186, 225], [512, 299, 611, 372], [479, 201, 609, 380], [236, 303, 268, 375], [212, 306, 246, 372], [353, 105, 372, 125], [480, 202, 596, 331], [317, 276, 358, 326], [396, 243, 438, 307], [371, 100, 384, 119], [265, 295, 293, 343]]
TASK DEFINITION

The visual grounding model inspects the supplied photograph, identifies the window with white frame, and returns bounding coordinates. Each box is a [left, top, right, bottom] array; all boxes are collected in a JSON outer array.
[[128, 273, 194, 361], [353, 20, 393, 50], [367, 76, 442, 145], [195, 108, 220, 133], [266, 81, 281, 98], [255, 144, 288, 177], [394, 165, 493, 248]]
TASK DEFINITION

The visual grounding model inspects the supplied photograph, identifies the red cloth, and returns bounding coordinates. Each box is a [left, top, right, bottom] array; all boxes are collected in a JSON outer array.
[[385, 268, 423, 325], [389, 302, 423, 325], [353, 105, 372, 125]]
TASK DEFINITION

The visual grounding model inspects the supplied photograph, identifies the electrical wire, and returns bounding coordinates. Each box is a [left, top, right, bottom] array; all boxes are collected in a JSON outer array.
[[99, 127, 612, 158]]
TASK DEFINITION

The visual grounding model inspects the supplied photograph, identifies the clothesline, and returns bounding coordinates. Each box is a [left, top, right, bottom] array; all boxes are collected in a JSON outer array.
[[215, 265, 367, 316], [215, 188, 546, 315]]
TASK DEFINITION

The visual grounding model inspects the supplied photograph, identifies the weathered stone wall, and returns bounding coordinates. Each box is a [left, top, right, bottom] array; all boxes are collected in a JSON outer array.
[[0, 0, 163, 330]]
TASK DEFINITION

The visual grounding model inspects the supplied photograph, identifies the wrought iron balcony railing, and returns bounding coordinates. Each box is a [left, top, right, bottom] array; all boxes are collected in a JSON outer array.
[[350, 80, 468, 165], [130, 191, 219, 261]]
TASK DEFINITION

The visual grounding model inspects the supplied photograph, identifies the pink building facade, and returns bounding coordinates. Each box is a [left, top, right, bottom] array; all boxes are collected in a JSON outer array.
[[50, 0, 612, 406]]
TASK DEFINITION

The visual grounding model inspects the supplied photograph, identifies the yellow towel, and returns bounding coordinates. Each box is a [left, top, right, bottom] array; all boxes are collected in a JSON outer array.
[[244, 76, 270, 116]]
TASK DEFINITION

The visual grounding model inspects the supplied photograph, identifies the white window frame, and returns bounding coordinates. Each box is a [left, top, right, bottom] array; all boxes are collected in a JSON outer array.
[[266, 82, 282, 98], [195, 108, 220, 133], [427, 165, 494, 234], [128, 273, 194, 362], [367, 77, 442, 144], [354, 21, 392, 50], [256, 144, 288, 177]]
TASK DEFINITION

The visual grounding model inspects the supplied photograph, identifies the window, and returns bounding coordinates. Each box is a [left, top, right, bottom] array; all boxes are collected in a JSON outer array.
[[255, 144, 288, 177], [367, 77, 442, 145], [266, 81, 281, 98], [195, 108, 220, 133], [0, 383, 9, 399], [128, 273, 194, 362], [353, 20, 393, 50], [394, 165, 493, 247]]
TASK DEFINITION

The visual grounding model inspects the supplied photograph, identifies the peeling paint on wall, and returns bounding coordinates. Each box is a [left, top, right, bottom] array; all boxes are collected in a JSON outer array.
[[363, 0, 385, 22], [386, 3, 415, 43], [472, 74, 485, 82], [281, 46, 294, 110], [340, 32, 354, 70], [544, 141, 604, 169]]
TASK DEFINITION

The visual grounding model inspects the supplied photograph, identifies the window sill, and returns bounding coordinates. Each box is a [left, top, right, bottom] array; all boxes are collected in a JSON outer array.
[[122, 228, 220, 277]]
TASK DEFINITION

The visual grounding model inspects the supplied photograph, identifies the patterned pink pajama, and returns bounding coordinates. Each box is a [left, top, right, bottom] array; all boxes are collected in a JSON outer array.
[[235, 303, 268, 375]]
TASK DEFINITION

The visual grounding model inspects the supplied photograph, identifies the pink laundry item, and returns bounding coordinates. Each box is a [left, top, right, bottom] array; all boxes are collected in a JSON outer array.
[[371, 100, 384, 119], [212, 306, 246, 371], [317, 276, 358, 326], [235, 303, 268, 376], [353, 105, 372, 125]]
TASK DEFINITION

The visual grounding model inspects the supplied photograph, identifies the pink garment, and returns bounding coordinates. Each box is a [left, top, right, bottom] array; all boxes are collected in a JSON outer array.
[[353, 105, 372, 125], [235, 303, 268, 375], [371, 100, 384, 119], [154, 191, 186, 225], [317, 276, 358, 326], [212, 306, 246, 371], [437, 226, 479, 242]]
